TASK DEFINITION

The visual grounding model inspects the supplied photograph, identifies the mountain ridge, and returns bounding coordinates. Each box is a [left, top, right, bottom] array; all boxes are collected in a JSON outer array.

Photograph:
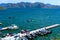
[[0, 2, 60, 9]]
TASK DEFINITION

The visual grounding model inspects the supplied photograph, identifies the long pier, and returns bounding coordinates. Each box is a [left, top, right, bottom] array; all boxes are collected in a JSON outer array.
[[1, 24, 60, 40]]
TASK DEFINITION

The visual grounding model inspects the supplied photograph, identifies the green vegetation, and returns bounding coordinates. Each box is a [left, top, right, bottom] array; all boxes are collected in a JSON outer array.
[[0, 6, 5, 10]]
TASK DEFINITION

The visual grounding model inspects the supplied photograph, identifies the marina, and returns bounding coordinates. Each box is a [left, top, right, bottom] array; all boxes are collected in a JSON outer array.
[[1, 24, 60, 40]]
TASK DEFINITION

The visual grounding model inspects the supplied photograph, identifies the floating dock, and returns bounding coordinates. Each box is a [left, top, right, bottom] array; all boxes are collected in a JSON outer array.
[[0, 24, 18, 31], [1, 24, 60, 40]]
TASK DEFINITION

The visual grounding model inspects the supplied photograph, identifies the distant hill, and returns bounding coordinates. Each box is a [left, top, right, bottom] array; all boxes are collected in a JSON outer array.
[[0, 2, 60, 9]]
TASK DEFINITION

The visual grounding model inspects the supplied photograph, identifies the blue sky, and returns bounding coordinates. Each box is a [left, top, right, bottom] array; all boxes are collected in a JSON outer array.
[[0, 0, 60, 5]]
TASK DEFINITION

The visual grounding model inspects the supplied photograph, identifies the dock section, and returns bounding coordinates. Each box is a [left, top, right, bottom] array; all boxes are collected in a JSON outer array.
[[45, 24, 60, 29]]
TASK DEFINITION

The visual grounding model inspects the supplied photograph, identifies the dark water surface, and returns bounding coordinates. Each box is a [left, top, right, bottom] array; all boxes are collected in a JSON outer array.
[[0, 8, 60, 40]]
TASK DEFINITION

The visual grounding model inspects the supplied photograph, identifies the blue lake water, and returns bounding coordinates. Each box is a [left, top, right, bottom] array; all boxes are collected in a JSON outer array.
[[0, 8, 60, 40]]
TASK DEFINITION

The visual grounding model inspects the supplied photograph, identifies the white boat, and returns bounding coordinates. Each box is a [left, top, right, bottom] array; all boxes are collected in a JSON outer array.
[[1, 24, 60, 40]]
